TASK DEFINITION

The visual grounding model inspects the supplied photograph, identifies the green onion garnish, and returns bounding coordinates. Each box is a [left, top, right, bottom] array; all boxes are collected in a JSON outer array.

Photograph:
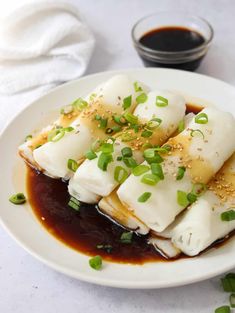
[[195, 112, 208, 124], [230, 293, 235, 308], [68, 197, 80, 211], [123, 95, 132, 110], [89, 93, 97, 101], [221, 273, 235, 292], [120, 231, 133, 244], [214, 306, 231, 313], [141, 173, 160, 186], [136, 93, 148, 104], [132, 164, 150, 176], [151, 163, 164, 180], [154, 145, 171, 153], [60, 104, 73, 115], [190, 129, 205, 139], [176, 166, 186, 180], [187, 192, 197, 204], [134, 81, 143, 92], [67, 159, 79, 172], [192, 183, 207, 196], [112, 125, 122, 133], [123, 157, 137, 168], [100, 143, 114, 154], [95, 114, 101, 121], [85, 150, 97, 160], [96, 244, 113, 253], [63, 126, 74, 133], [105, 128, 113, 134], [98, 118, 108, 129], [147, 118, 162, 130], [89, 255, 102, 270], [141, 130, 153, 138], [121, 147, 133, 158], [177, 190, 189, 207], [25, 134, 32, 142], [9, 193, 26, 205], [117, 156, 122, 161], [98, 153, 113, 171], [132, 124, 141, 133], [123, 112, 138, 125], [143, 149, 163, 164], [121, 132, 137, 142], [113, 115, 127, 125], [138, 192, 152, 203], [73, 98, 88, 110], [221, 209, 235, 221], [178, 120, 185, 133], [52, 131, 65, 142], [156, 95, 168, 107], [114, 166, 129, 184]]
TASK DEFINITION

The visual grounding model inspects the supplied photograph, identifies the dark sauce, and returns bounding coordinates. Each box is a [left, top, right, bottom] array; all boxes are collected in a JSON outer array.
[[139, 26, 206, 71], [26, 104, 234, 264]]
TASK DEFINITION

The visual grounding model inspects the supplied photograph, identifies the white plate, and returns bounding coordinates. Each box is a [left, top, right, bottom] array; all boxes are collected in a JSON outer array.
[[0, 68, 235, 289]]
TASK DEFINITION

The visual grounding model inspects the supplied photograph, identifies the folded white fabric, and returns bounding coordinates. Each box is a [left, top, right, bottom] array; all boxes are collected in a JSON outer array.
[[0, 0, 95, 94]]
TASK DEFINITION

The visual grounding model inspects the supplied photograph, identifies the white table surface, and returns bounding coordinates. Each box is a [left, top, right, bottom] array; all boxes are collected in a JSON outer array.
[[1, 0, 235, 312]]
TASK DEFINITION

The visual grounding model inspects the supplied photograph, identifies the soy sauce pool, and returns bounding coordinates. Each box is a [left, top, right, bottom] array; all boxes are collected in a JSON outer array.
[[26, 104, 232, 264], [138, 26, 206, 71]]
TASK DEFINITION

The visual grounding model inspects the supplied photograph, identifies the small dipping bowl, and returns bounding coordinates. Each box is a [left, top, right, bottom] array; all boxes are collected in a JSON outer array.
[[132, 11, 214, 71]]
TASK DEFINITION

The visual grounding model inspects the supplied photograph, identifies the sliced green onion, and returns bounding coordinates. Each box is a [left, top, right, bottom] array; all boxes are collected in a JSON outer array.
[[156, 95, 168, 107], [154, 145, 171, 153], [9, 193, 26, 205], [48, 127, 73, 142], [100, 143, 114, 154], [176, 166, 186, 180], [117, 156, 122, 161], [229, 293, 235, 308], [187, 192, 197, 204], [73, 98, 88, 110], [138, 192, 152, 203], [177, 190, 189, 207], [214, 306, 231, 313], [51, 130, 65, 142], [47, 129, 60, 141], [95, 114, 101, 121], [141, 173, 160, 186], [96, 244, 112, 253], [190, 129, 205, 139], [141, 130, 153, 138], [136, 93, 147, 104], [143, 149, 163, 164], [89, 255, 102, 270], [134, 81, 143, 92], [98, 153, 113, 171], [85, 150, 97, 160], [67, 159, 79, 172], [25, 134, 32, 142], [123, 112, 138, 125], [64, 126, 74, 133], [121, 132, 137, 142], [123, 157, 137, 168], [147, 118, 162, 130], [178, 120, 185, 133], [132, 124, 141, 133], [98, 118, 108, 129], [113, 115, 127, 125], [123, 95, 132, 110], [192, 183, 207, 196], [221, 273, 235, 292], [221, 209, 235, 221], [68, 197, 80, 211], [151, 163, 164, 180], [120, 231, 133, 244], [114, 166, 129, 184], [121, 147, 133, 158], [195, 112, 208, 124], [89, 93, 97, 101], [132, 164, 150, 176], [112, 125, 122, 133]]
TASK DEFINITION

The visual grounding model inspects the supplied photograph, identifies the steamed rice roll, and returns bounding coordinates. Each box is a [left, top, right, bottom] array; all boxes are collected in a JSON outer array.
[[32, 75, 148, 178], [117, 107, 235, 232]]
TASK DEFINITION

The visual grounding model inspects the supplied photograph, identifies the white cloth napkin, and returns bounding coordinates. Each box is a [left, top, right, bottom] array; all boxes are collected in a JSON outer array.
[[0, 0, 95, 94]]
